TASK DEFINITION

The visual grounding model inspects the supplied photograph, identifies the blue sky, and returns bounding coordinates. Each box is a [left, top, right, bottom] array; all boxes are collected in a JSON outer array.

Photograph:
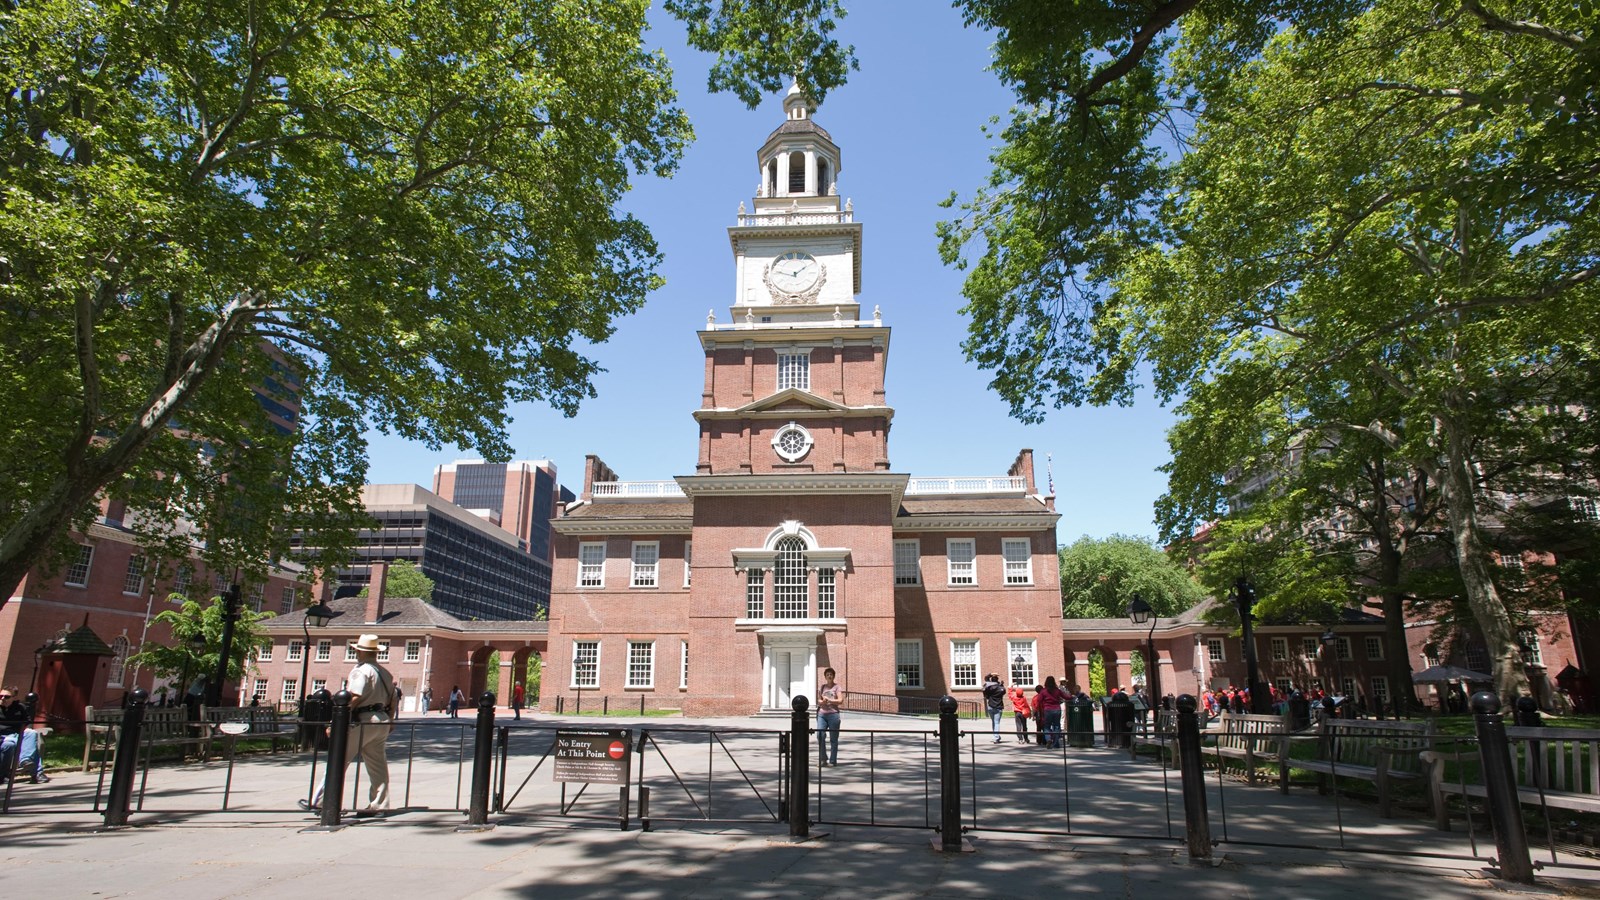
[[361, 5, 1179, 543]]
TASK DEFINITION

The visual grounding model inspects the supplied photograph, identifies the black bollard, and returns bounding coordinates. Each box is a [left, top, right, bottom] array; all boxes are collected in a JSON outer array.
[[1175, 694, 1212, 860], [1514, 695, 1543, 729], [318, 689, 353, 828], [1471, 691, 1534, 884], [464, 691, 497, 828], [789, 695, 810, 840], [936, 695, 965, 853], [103, 688, 149, 827]]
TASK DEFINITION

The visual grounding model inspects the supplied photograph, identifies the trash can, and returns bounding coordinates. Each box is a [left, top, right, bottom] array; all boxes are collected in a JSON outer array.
[[1066, 696, 1095, 747], [1288, 692, 1311, 731], [1105, 691, 1134, 749], [300, 687, 332, 751]]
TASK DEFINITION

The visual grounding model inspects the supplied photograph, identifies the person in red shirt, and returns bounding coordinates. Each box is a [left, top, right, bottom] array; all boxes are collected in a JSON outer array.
[[1009, 684, 1032, 744]]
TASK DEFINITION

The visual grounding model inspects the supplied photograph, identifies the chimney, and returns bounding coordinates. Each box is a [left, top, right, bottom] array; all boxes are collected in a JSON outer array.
[[365, 561, 388, 624]]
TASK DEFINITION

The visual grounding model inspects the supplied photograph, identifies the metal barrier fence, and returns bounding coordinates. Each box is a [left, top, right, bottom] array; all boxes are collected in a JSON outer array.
[[843, 691, 981, 719], [549, 693, 684, 716]]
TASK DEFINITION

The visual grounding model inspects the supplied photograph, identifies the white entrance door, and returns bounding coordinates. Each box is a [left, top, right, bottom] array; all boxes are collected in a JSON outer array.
[[765, 646, 815, 709]]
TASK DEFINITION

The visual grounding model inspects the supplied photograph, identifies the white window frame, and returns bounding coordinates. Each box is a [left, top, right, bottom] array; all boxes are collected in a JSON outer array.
[[893, 539, 921, 586], [256, 643, 272, 663], [1008, 639, 1036, 687], [287, 640, 304, 662], [1364, 635, 1384, 660], [626, 640, 655, 689], [578, 542, 606, 588], [1336, 636, 1353, 661], [316, 640, 332, 662], [946, 538, 976, 586], [405, 639, 421, 663], [951, 639, 979, 689], [1206, 638, 1226, 663], [345, 643, 357, 662], [122, 555, 146, 595], [281, 679, 299, 704], [631, 541, 659, 588], [1500, 552, 1525, 574], [1520, 628, 1543, 666], [249, 583, 265, 612], [745, 569, 766, 618], [817, 568, 836, 618], [1274, 677, 1293, 694], [572, 640, 600, 689], [680, 641, 689, 690], [65, 544, 94, 587], [108, 636, 130, 688], [1001, 538, 1033, 585], [1270, 637, 1288, 661], [377, 640, 390, 663], [683, 541, 692, 588], [1302, 636, 1319, 658], [311, 678, 327, 695], [253, 678, 269, 703], [173, 565, 192, 599], [280, 586, 297, 613], [1371, 675, 1391, 704], [896, 639, 924, 689], [777, 350, 810, 391]]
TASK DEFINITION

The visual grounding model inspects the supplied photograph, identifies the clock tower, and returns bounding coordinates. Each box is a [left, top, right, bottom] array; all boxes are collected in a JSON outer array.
[[695, 83, 890, 476]]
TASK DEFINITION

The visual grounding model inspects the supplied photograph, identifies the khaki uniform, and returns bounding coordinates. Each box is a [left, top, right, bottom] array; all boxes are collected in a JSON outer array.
[[344, 659, 395, 810]]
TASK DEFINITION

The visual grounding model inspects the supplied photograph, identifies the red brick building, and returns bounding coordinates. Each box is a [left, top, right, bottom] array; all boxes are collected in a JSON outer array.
[[544, 87, 1063, 716]]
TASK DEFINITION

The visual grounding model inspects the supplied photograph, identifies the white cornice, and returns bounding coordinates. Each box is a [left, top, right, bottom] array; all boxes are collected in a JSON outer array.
[[551, 517, 693, 536], [693, 405, 894, 423], [699, 323, 887, 351], [730, 222, 863, 292], [677, 472, 909, 510], [893, 513, 1061, 531]]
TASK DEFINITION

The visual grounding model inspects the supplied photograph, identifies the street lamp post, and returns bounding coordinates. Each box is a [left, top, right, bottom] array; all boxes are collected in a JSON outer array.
[[1322, 627, 1342, 716], [1127, 593, 1161, 711], [207, 583, 242, 708], [1232, 578, 1270, 714], [298, 601, 337, 710]]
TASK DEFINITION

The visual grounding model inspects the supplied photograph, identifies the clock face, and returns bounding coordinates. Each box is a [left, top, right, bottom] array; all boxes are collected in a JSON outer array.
[[768, 251, 821, 294]]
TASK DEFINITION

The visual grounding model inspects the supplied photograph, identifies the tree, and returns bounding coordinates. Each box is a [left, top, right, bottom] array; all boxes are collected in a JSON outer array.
[[1057, 534, 1204, 619], [0, 1, 857, 601], [357, 560, 435, 604], [127, 593, 275, 697], [939, 1, 1598, 703]]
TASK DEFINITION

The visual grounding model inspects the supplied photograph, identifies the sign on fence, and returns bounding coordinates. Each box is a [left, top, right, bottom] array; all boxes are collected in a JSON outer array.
[[551, 729, 631, 785]]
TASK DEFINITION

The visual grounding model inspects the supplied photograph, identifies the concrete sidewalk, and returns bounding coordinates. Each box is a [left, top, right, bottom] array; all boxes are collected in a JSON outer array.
[[3, 713, 1596, 898]]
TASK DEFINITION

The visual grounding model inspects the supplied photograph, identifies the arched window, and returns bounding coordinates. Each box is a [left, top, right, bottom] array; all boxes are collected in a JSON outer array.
[[108, 635, 131, 688], [817, 158, 831, 195], [788, 152, 806, 193], [774, 537, 808, 618], [765, 159, 777, 197]]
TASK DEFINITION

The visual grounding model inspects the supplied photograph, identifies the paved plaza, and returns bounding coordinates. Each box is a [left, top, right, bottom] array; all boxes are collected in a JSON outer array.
[[3, 712, 1597, 898]]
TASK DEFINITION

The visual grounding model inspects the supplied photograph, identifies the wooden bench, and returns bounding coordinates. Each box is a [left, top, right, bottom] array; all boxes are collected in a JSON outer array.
[[1280, 717, 1436, 817], [82, 706, 214, 772], [1202, 711, 1288, 785], [204, 706, 296, 753], [1130, 708, 1180, 767], [1421, 725, 1600, 831]]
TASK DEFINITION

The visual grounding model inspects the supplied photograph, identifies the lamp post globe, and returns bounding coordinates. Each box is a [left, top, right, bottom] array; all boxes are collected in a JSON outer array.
[[1127, 593, 1160, 712], [299, 601, 337, 709]]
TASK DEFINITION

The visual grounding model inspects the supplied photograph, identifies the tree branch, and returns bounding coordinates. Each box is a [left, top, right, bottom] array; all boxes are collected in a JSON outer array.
[[1074, 0, 1201, 105], [1462, 0, 1587, 52]]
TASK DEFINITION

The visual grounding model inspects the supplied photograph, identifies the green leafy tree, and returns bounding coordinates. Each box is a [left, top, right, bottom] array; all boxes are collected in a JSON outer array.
[[1058, 534, 1204, 619], [939, 1, 1598, 703], [128, 593, 275, 695], [357, 560, 435, 604], [0, 0, 856, 601]]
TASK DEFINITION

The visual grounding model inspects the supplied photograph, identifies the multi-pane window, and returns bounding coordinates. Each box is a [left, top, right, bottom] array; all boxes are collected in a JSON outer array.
[[214, 573, 229, 593], [253, 678, 269, 703], [572, 641, 600, 688], [311, 678, 327, 694], [1364, 636, 1384, 660], [893, 540, 921, 585], [287, 640, 304, 662], [1001, 538, 1032, 585], [1500, 552, 1525, 574], [1466, 645, 1490, 672], [745, 570, 766, 618], [578, 542, 606, 588], [684, 541, 692, 587], [631, 542, 659, 588], [951, 640, 979, 689], [895, 640, 923, 688], [250, 583, 265, 612], [345, 643, 357, 662], [65, 544, 94, 587], [316, 640, 332, 662], [173, 565, 192, 599], [405, 640, 421, 663], [627, 641, 654, 688], [777, 351, 810, 391], [281, 679, 299, 704], [377, 640, 390, 662], [280, 586, 297, 613], [1008, 639, 1036, 687], [946, 539, 976, 586], [108, 636, 130, 688], [1206, 638, 1226, 663], [1274, 677, 1293, 694], [1371, 676, 1391, 705], [1336, 636, 1353, 661], [1520, 629, 1543, 666], [817, 568, 836, 618], [1573, 496, 1599, 522], [256, 644, 273, 662], [680, 641, 689, 689], [774, 538, 808, 618], [122, 555, 146, 595], [1339, 677, 1357, 698], [1271, 637, 1288, 661], [1423, 647, 1441, 668], [1302, 637, 1319, 658]]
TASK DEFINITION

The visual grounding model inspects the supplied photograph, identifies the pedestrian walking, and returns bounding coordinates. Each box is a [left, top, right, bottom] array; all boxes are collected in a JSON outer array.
[[448, 685, 465, 718], [983, 673, 1006, 743], [816, 667, 842, 766], [300, 634, 396, 815], [512, 682, 525, 720], [1009, 683, 1032, 744]]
